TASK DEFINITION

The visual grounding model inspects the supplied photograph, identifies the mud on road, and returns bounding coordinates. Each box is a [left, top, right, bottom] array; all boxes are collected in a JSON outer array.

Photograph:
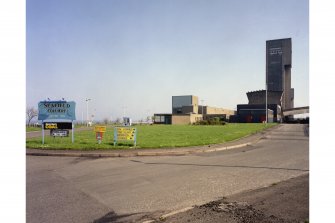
[[156, 174, 309, 223]]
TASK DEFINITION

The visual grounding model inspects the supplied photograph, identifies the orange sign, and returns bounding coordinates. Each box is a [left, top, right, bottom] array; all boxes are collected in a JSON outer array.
[[94, 126, 106, 132]]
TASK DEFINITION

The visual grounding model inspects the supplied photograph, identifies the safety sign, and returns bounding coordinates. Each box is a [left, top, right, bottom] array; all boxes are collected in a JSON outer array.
[[114, 127, 137, 146]]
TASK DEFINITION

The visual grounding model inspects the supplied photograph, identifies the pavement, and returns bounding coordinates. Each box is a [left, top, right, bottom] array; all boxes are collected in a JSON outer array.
[[26, 124, 281, 158]]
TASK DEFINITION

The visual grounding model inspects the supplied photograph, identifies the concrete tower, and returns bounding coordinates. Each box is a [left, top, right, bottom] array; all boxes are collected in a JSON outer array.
[[266, 38, 294, 109]]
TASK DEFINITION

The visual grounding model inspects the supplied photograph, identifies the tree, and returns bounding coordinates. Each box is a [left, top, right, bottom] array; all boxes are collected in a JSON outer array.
[[115, 118, 121, 124], [26, 107, 38, 126], [103, 118, 109, 125]]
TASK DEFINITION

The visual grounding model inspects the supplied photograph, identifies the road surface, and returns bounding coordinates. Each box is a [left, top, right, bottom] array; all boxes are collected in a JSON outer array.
[[26, 124, 309, 223]]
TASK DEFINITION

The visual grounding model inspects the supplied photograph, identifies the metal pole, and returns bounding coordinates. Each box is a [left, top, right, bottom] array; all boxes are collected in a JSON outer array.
[[42, 121, 44, 144], [72, 121, 74, 143], [134, 128, 137, 147], [86, 100, 88, 127], [86, 98, 91, 127], [122, 106, 126, 118], [266, 83, 268, 124], [114, 127, 117, 146], [201, 99, 204, 120]]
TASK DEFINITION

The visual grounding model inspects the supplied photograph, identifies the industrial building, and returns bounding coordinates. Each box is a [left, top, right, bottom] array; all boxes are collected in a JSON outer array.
[[154, 95, 235, 125], [172, 95, 199, 114], [153, 114, 172, 124], [237, 104, 280, 123], [266, 38, 294, 110], [236, 38, 293, 123], [198, 105, 235, 122], [154, 39, 301, 124]]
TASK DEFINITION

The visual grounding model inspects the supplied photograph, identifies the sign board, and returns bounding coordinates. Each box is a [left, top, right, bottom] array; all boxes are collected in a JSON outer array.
[[114, 127, 137, 146], [50, 129, 69, 137], [38, 100, 76, 144], [94, 126, 106, 132], [38, 101, 76, 121], [45, 123, 57, 129], [94, 126, 106, 144], [44, 122, 72, 130]]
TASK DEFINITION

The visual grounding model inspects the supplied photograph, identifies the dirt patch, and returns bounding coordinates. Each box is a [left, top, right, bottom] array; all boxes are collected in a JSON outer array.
[[155, 174, 309, 223]]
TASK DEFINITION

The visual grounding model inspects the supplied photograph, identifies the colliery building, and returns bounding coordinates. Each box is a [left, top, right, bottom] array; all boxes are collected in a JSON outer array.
[[154, 39, 296, 124], [154, 95, 235, 125], [266, 38, 294, 110], [236, 38, 293, 123]]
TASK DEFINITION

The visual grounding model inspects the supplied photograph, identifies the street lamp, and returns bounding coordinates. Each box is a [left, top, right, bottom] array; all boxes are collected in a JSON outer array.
[[122, 106, 127, 118], [86, 98, 91, 127], [201, 99, 204, 120], [265, 83, 268, 125], [265, 82, 274, 124]]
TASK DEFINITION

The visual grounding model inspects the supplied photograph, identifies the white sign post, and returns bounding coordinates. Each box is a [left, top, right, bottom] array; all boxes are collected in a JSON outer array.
[[38, 101, 76, 144]]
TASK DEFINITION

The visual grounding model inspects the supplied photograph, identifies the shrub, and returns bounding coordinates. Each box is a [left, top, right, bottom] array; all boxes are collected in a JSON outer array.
[[194, 118, 226, 125]]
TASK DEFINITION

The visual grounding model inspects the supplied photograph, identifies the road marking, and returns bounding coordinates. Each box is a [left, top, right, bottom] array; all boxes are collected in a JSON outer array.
[[160, 206, 194, 219], [141, 206, 194, 223]]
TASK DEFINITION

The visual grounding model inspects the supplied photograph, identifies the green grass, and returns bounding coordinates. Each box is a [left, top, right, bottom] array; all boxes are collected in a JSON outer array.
[[26, 126, 42, 132], [26, 123, 277, 150]]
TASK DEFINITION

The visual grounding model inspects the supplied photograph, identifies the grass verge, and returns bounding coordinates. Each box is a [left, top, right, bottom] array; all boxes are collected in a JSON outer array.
[[26, 126, 42, 132], [26, 123, 277, 150]]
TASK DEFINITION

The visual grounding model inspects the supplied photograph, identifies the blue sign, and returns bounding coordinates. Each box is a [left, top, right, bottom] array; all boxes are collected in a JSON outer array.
[[38, 101, 76, 121]]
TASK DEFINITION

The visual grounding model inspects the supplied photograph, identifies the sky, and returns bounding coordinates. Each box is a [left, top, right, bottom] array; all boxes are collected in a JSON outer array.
[[26, 0, 309, 122]]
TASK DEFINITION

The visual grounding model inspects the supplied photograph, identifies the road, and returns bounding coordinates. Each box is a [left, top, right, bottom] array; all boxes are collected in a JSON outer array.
[[161, 173, 309, 223], [26, 124, 309, 223]]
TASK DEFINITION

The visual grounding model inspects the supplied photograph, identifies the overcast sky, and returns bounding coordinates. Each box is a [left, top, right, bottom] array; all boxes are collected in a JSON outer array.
[[26, 0, 309, 121]]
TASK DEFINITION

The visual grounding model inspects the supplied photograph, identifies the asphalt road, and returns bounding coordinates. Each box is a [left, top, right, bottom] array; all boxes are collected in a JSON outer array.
[[161, 173, 309, 223], [26, 124, 309, 223]]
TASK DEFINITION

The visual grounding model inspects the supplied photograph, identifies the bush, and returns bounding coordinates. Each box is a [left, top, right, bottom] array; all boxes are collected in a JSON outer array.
[[194, 118, 226, 125]]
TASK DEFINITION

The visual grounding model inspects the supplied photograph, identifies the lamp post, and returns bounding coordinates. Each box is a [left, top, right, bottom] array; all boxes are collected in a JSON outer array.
[[265, 82, 273, 124], [265, 84, 268, 124], [85, 98, 91, 127], [122, 106, 127, 118], [201, 99, 204, 120]]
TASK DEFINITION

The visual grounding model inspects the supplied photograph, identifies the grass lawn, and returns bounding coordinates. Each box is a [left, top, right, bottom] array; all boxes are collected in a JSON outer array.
[[26, 123, 277, 150], [26, 126, 42, 132]]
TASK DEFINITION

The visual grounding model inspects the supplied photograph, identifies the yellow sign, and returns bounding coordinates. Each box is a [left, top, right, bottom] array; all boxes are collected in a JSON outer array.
[[114, 127, 137, 146], [94, 126, 106, 132], [45, 123, 57, 129], [117, 128, 135, 140]]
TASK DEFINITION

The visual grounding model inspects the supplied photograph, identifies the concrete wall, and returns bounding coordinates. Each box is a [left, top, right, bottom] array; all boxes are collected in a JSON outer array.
[[282, 65, 294, 109], [290, 88, 294, 108], [172, 114, 202, 125], [191, 95, 199, 107], [198, 106, 235, 116], [247, 90, 283, 105]]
